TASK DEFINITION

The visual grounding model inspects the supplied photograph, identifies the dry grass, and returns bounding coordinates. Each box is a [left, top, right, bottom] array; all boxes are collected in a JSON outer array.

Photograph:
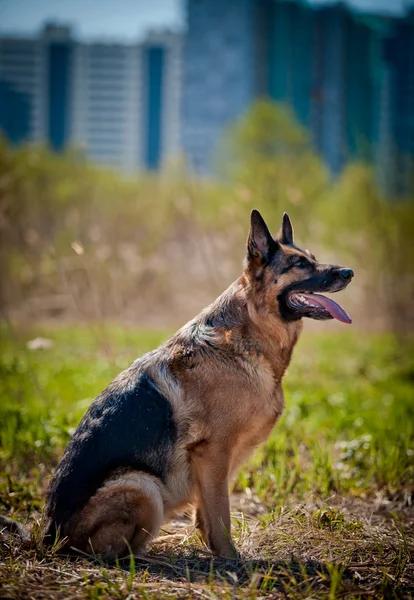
[[1, 494, 413, 599]]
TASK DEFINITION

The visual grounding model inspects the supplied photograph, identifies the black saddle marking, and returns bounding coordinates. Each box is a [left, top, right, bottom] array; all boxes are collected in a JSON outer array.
[[45, 372, 176, 534]]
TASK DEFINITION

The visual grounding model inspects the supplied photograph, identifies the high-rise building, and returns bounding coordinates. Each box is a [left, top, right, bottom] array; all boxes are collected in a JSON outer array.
[[181, 0, 262, 173], [181, 0, 414, 187], [0, 24, 182, 172], [70, 40, 142, 169], [265, 1, 414, 188], [0, 32, 47, 144]]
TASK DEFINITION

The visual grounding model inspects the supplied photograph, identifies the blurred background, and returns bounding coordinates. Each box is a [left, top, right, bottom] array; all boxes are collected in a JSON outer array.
[[0, 0, 413, 332]]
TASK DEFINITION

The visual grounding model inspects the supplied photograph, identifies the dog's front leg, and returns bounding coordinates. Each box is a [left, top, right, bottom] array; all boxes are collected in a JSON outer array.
[[191, 444, 235, 558]]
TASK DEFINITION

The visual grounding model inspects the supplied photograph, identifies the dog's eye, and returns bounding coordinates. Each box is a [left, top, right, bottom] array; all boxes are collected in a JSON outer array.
[[294, 258, 307, 268]]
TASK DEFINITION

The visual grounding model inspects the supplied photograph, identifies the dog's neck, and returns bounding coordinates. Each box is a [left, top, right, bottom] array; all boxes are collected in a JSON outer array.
[[246, 300, 303, 380], [200, 278, 303, 381]]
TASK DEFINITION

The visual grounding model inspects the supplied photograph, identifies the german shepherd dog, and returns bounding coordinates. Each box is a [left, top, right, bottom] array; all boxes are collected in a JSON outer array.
[[1, 211, 353, 559]]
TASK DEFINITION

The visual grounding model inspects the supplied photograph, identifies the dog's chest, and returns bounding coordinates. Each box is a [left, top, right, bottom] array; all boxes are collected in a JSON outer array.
[[227, 371, 284, 477], [252, 353, 285, 415], [228, 408, 280, 477]]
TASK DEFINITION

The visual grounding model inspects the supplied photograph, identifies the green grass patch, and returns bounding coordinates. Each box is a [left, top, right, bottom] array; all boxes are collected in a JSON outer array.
[[0, 323, 412, 508], [237, 331, 414, 502]]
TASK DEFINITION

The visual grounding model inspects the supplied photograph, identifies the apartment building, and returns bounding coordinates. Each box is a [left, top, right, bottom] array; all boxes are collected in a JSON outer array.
[[0, 24, 182, 171]]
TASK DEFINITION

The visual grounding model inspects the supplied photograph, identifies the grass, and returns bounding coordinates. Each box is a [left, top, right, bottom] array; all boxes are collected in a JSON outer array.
[[0, 322, 413, 598]]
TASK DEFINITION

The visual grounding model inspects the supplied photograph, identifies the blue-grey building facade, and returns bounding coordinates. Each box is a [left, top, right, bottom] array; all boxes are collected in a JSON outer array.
[[181, 0, 414, 189], [181, 0, 260, 172]]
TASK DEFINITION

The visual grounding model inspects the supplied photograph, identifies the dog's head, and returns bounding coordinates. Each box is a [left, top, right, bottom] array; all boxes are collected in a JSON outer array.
[[244, 210, 354, 323]]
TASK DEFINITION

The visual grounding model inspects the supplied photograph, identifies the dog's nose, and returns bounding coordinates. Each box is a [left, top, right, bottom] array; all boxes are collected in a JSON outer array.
[[339, 268, 354, 281]]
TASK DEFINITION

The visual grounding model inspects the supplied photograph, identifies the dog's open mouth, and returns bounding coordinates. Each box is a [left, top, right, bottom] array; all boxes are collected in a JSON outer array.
[[288, 292, 352, 324]]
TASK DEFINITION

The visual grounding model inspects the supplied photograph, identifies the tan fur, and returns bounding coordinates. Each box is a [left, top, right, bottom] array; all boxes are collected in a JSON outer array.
[[68, 472, 164, 560]]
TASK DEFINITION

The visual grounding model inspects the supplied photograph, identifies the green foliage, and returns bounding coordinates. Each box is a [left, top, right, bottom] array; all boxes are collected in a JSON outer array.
[[1, 104, 413, 332], [218, 100, 328, 224], [220, 100, 316, 170]]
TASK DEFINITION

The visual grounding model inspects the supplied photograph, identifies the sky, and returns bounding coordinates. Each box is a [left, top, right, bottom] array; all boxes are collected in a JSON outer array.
[[0, 0, 184, 41], [0, 0, 412, 42]]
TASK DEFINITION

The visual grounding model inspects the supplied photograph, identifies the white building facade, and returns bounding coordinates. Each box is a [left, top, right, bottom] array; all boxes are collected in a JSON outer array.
[[0, 25, 182, 172]]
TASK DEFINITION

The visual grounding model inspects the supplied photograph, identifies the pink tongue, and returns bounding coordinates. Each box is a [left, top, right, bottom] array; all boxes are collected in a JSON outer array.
[[303, 293, 352, 324]]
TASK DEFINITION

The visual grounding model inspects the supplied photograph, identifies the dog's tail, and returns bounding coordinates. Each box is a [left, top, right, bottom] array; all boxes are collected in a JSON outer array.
[[0, 515, 31, 544]]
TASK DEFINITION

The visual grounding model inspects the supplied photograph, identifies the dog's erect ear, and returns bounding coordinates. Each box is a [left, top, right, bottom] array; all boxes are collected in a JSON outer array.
[[277, 212, 294, 245], [247, 209, 278, 263]]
